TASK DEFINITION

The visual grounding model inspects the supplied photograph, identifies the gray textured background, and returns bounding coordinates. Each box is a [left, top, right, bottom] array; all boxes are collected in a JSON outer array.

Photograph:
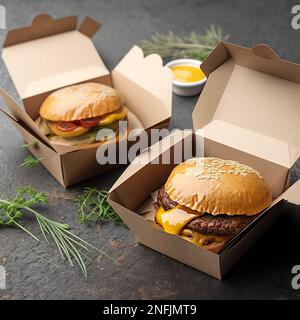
[[0, 0, 300, 300]]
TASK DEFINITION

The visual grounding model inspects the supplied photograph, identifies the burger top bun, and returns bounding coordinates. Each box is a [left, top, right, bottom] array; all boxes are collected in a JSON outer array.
[[40, 82, 125, 122], [165, 157, 272, 216]]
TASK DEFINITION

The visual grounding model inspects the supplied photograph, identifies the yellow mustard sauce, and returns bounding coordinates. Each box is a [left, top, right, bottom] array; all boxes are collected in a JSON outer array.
[[170, 65, 206, 83]]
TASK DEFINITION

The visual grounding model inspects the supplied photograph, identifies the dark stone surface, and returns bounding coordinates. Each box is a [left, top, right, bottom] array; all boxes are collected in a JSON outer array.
[[0, 0, 300, 300]]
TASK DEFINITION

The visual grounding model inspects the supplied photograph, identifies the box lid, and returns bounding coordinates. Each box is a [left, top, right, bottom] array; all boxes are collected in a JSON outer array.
[[193, 42, 300, 168], [111, 46, 172, 129], [2, 14, 109, 99]]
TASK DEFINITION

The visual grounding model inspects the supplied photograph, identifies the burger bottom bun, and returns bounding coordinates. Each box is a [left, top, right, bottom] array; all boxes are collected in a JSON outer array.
[[181, 228, 231, 254], [201, 239, 227, 254], [195, 236, 229, 253], [154, 219, 231, 254]]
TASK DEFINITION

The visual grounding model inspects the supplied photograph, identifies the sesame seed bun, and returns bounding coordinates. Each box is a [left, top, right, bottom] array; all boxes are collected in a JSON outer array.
[[39, 82, 125, 122], [165, 157, 272, 216]]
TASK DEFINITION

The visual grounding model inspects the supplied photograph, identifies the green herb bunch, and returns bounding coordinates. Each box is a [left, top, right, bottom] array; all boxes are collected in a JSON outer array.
[[75, 188, 122, 225], [140, 25, 229, 61], [20, 155, 43, 168], [0, 186, 114, 277]]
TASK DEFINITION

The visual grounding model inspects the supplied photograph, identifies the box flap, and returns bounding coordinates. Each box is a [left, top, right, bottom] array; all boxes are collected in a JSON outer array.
[[0, 88, 54, 149], [2, 14, 109, 100], [109, 129, 192, 193], [0, 107, 65, 184], [109, 197, 222, 279], [78, 16, 101, 38], [194, 42, 300, 168], [219, 199, 284, 278], [3, 14, 77, 47], [278, 178, 300, 205], [111, 46, 173, 129]]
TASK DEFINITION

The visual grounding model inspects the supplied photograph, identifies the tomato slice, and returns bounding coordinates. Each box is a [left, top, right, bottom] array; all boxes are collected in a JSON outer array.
[[79, 117, 100, 128], [55, 121, 79, 132]]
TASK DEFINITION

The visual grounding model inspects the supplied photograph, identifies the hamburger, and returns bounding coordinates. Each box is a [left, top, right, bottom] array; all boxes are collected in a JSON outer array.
[[155, 157, 272, 253], [35, 82, 129, 146]]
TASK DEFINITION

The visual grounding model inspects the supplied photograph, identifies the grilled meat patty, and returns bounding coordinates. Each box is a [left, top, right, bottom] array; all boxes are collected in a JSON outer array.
[[156, 187, 256, 236], [156, 186, 178, 210], [186, 214, 255, 236]]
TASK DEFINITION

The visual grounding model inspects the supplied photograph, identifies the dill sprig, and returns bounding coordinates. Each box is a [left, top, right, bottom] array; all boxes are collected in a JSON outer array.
[[21, 141, 38, 148], [75, 188, 122, 225], [0, 186, 114, 277], [20, 155, 43, 168], [20, 141, 43, 168], [140, 25, 229, 61]]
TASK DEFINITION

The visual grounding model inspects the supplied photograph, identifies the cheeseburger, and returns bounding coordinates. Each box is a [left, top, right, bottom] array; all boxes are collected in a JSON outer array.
[[36, 82, 129, 146], [155, 157, 272, 253]]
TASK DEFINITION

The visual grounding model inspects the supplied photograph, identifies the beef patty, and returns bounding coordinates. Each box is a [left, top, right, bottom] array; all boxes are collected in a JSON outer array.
[[156, 187, 256, 236], [156, 186, 178, 210]]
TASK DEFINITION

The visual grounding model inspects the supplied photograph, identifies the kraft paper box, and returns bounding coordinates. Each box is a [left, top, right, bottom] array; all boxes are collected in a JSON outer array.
[[108, 42, 300, 279], [0, 14, 173, 187]]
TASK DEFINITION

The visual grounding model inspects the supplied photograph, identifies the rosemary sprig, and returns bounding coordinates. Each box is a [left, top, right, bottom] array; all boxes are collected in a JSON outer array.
[[75, 188, 122, 225], [0, 186, 114, 277], [20, 155, 44, 168], [140, 25, 229, 61]]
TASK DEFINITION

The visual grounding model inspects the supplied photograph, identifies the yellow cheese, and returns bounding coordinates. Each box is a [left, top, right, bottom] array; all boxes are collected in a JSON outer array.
[[156, 205, 227, 249], [99, 106, 128, 126], [155, 205, 199, 235]]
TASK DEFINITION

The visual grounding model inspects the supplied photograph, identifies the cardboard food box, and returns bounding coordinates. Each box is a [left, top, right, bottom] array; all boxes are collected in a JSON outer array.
[[0, 14, 172, 187], [108, 42, 300, 279]]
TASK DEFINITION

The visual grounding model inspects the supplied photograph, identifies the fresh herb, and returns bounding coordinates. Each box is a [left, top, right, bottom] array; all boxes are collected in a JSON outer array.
[[75, 188, 122, 225], [21, 141, 38, 148], [20, 155, 44, 168], [20, 141, 43, 168], [140, 25, 229, 61], [0, 186, 114, 277]]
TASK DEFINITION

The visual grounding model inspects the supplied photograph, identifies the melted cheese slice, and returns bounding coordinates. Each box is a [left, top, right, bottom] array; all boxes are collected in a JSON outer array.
[[99, 106, 128, 125], [155, 205, 199, 235], [156, 206, 228, 251]]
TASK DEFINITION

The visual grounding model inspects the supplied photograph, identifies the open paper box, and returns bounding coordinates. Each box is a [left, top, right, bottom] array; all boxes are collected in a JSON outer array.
[[108, 42, 300, 279], [0, 14, 172, 187]]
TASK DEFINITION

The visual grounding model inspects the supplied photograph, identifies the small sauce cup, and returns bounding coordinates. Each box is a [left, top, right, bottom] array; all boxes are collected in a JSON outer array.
[[165, 59, 207, 96]]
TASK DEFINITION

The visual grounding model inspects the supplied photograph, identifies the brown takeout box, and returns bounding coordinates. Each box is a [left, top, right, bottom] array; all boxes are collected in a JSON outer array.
[[108, 42, 300, 279], [0, 14, 173, 187]]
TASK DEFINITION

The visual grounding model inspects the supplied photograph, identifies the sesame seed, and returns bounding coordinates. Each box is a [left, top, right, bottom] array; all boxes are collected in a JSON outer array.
[[185, 157, 263, 180]]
